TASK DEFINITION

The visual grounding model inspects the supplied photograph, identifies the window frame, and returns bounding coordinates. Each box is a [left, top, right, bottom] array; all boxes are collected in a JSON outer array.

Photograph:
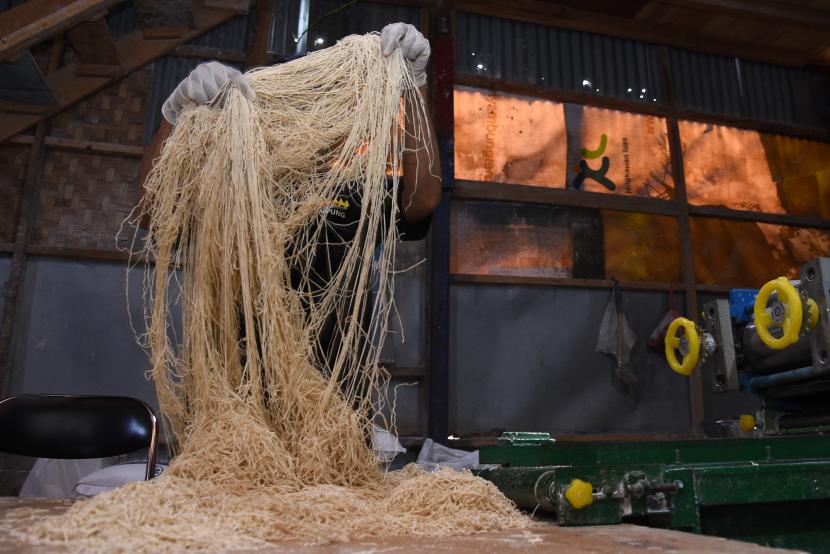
[[440, 14, 830, 439]]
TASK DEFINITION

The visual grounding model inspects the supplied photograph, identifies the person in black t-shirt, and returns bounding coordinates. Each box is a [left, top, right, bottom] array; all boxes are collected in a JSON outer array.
[[137, 24, 442, 388]]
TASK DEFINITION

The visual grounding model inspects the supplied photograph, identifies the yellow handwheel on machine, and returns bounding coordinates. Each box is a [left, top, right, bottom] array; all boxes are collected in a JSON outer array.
[[754, 277, 803, 350], [665, 317, 701, 376]]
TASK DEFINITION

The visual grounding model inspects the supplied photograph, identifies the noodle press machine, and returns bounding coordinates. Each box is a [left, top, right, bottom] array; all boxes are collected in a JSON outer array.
[[476, 257, 830, 552], [665, 256, 830, 435]]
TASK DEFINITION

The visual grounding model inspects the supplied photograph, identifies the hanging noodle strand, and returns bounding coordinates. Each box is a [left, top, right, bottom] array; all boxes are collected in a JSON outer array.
[[2, 34, 529, 553]]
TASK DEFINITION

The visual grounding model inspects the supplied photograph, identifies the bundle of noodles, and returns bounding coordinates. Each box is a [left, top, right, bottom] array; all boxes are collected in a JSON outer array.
[[3, 34, 529, 552]]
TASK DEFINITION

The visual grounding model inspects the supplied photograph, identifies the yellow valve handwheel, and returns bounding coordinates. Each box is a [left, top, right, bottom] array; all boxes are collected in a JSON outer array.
[[665, 317, 700, 376], [754, 277, 802, 350], [806, 298, 819, 331]]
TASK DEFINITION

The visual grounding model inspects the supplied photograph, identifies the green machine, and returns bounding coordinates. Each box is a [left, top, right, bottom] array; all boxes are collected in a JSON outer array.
[[477, 258, 830, 552]]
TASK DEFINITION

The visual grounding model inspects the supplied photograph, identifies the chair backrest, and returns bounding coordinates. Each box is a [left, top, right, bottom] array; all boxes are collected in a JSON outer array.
[[0, 395, 158, 480]]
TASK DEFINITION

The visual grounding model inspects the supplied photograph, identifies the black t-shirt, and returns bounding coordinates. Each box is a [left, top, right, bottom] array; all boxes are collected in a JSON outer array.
[[304, 178, 431, 285], [298, 178, 431, 376]]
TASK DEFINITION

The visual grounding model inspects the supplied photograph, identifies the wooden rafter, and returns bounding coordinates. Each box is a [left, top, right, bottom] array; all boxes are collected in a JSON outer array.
[[0, 3, 244, 143], [655, 0, 830, 30], [66, 13, 120, 67], [455, 0, 830, 68], [0, 0, 122, 63]]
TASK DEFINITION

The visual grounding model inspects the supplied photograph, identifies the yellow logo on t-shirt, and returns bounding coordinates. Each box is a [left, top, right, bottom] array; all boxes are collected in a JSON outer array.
[[333, 199, 350, 210]]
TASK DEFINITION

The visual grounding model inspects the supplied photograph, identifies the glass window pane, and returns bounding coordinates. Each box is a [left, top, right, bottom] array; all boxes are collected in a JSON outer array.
[[451, 200, 572, 277], [454, 87, 568, 187], [681, 121, 830, 217], [565, 105, 674, 198], [603, 211, 681, 283], [691, 217, 830, 287], [453, 87, 675, 199]]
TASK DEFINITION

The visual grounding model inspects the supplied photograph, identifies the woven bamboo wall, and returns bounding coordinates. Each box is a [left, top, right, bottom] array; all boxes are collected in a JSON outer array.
[[0, 145, 30, 244], [49, 68, 152, 147], [32, 150, 141, 250], [18, 68, 154, 251]]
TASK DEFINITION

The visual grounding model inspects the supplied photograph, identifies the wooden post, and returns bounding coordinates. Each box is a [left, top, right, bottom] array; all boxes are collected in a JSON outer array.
[[660, 46, 705, 436], [0, 35, 64, 396], [244, 0, 271, 69], [427, 3, 454, 443]]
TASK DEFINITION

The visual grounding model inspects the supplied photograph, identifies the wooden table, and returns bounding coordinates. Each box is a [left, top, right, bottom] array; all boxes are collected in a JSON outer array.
[[0, 497, 799, 553]]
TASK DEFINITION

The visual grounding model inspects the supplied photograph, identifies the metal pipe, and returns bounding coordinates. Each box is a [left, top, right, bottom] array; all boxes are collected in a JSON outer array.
[[742, 324, 812, 374], [750, 366, 818, 389], [475, 467, 558, 512]]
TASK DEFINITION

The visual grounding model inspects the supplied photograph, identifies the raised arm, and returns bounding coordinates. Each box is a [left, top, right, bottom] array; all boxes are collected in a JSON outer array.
[[381, 23, 442, 224], [135, 62, 254, 229]]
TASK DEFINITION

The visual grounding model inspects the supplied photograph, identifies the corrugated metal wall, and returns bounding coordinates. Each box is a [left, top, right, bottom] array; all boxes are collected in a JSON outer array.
[[670, 48, 830, 130], [455, 11, 830, 131], [456, 11, 664, 104], [267, 0, 420, 57], [305, 1, 419, 52]]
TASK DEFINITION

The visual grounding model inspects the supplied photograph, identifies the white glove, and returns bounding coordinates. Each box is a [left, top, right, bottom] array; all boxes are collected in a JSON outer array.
[[380, 23, 430, 88], [161, 61, 255, 125]]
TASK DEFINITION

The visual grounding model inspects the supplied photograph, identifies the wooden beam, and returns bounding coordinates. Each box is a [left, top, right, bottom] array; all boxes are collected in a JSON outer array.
[[428, 7, 454, 444], [66, 14, 119, 66], [0, 124, 44, 392], [174, 44, 246, 64], [204, 0, 251, 14], [451, 273, 686, 292], [455, 74, 668, 118], [244, 0, 271, 69], [454, 180, 680, 216], [660, 45, 704, 437], [0, 37, 63, 397], [655, 0, 830, 31], [142, 26, 190, 39], [0, 0, 122, 63], [688, 205, 830, 230], [0, 101, 51, 114], [0, 3, 240, 143], [75, 63, 122, 76], [25, 245, 132, 262], [383, 365, 426, 379], [454, 0, 826, 68], [8, 134, 144, 157], [455, 74, 830, 144]]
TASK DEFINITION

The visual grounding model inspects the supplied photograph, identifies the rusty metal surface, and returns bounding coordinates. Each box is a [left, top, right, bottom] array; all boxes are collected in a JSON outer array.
[[670, 48, 830, 130]]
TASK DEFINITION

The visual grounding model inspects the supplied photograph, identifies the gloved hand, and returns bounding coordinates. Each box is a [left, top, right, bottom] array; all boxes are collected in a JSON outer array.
[[161, 61, 256, 125], [380, 23, 430, 88]]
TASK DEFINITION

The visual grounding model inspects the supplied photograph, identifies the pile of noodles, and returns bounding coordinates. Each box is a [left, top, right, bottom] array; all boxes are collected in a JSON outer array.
[[2, 34, 529, 552]]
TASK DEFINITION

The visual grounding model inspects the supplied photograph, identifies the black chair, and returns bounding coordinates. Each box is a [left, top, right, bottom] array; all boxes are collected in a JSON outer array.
[[0, 395, 159, 481]]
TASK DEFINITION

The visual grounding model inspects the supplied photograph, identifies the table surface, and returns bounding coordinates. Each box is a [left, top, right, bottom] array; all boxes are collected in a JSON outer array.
[[0, 497, 799, 553]]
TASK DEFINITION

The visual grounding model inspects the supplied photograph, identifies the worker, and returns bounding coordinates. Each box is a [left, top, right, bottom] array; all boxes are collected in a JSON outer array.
[[137, 23, 441, 400]]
